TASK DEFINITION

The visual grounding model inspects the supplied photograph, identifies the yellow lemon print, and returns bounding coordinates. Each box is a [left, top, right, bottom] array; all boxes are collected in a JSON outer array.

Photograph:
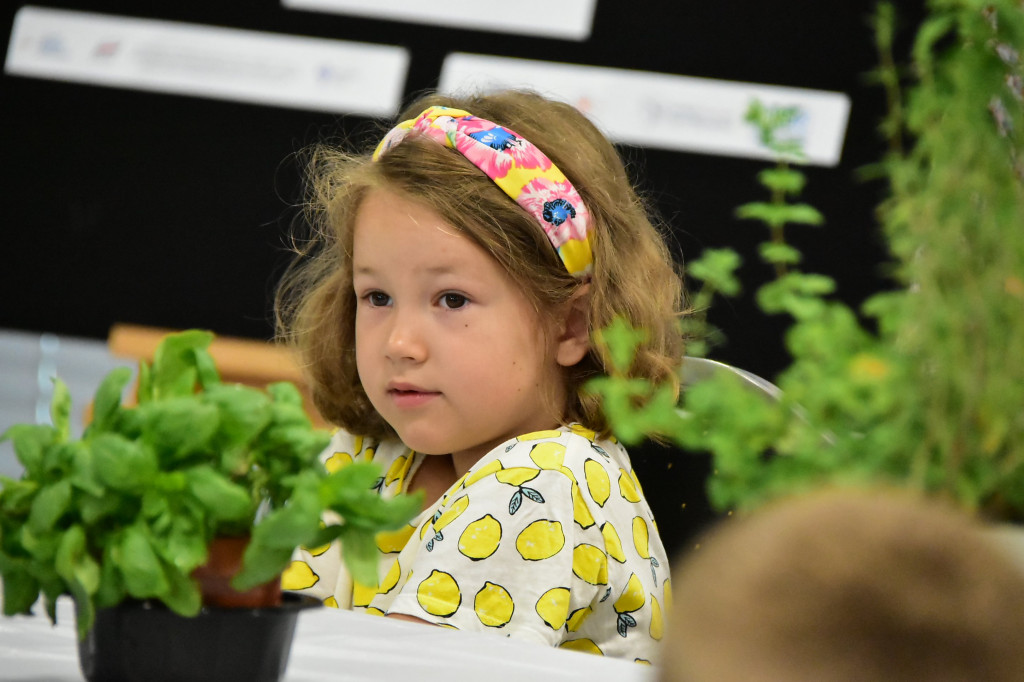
[[572, 544, 608, 586], [379, 559, 402, 594], [629, 468, 644, 496], [281, 560, 318, 590], [464, 459, 502, 487], [324, 596, 339, 609], [517, 429, 562, 441], [352, 580, 378, 608], [536, 587, 570, 630], [385, 454, 410, 487], [363, 444, 375, 462], [364, 606, 386, 617], [474, 581, 514, 628], [559, 639, 604, 656], [433, 495, 470, 533], [584, 458, 610, 507], [633, 516, 650, 559], [495, 467, 540, 487], [416, 569, 461, 618], [567, 605, 592, 632], [635, 659, 652, 665], [663, 578, 673, 614], [459, 514, 502, 560], [529, 442, 567, 470], [515, 519, 565, 561], [568, 424, 597, 441], [324, 450, 353, 473], [571, 481, 596, 529], [618, 469, 641, 503], [600, 522, 626, 563], [650, 595, 663, 640], [614, 573, 645, 615], [376, 524, 416, 554]]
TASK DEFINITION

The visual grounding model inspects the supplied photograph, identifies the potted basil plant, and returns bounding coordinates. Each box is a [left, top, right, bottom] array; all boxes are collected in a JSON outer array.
[[0, 329, 420, 682]]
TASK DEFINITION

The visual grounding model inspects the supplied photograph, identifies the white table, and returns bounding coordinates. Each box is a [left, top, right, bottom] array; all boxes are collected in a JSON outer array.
[[0, 597, 657, 682]]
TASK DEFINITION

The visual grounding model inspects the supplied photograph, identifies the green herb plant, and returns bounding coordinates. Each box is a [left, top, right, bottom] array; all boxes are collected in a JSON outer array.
[[0, 330, 421, 639], [589, 0, 1024, 520]]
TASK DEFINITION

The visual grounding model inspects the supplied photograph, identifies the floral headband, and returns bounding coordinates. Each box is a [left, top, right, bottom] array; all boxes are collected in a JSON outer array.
[[373, 106, 594, 278]]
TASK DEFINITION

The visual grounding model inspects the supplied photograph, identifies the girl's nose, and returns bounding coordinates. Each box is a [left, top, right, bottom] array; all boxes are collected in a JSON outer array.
[[384, 311, 427, 363]]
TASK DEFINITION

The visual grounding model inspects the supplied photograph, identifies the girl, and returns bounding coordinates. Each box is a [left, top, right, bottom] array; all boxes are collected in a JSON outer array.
[[277, 90, 684, 662]]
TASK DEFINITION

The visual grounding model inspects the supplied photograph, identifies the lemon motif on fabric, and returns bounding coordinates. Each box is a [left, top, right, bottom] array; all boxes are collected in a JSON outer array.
[[568, 424, 598, 441], [613, 573, 645, 637], [559, 639, 604, 656], [570, 481, 596, 529], [584, 458, 610, 507], [649, 595, 664, 640], [495, 467, 545, 515], [516, 519, 565, 561], [425, 494, 470, 551], [464, 458, 503, 488], [536, 587, 571, 630], [474, 581, 514, 627], [324, 450, 353, 473], [529, 441, 567, 470], [385, 453, 411, 487], [281, 560, 318, 590], [379, 558, 402, 595], [516, 429, 562, 441], [323, 596, 339, 609], [458, 514, 502, 560], [352, 580, 378, 608], [376, 523, 416, 554], [633, 516, 661, 582], [567, 606, 592, 632], [572, 543, 608, 585], [417, 569, 461, 618], [618, 468, 641, 503], [600, 522, 626, 563]]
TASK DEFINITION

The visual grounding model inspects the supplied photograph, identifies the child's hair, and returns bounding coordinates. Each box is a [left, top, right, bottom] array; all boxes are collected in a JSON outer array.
[[661, 487, 1024, 682], [275, 89, 684, 438]]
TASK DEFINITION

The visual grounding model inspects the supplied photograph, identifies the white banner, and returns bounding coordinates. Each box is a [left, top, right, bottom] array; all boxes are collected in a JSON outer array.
[[282, 0, 597, 41], [440, 53, 852, 166], [5, 6, 410, 116]]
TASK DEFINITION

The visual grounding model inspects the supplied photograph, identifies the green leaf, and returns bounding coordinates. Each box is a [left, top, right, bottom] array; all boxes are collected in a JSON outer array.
[[594, 317, 648, 374], [202, 384, 272, 450], [50, 378, 72, 442], [95, 545, 126, 609], [117, 525, 169, 598], [55, 524, 101, 595], [137, 398, 220, 461], [136, 360, 153, 404], [68, 443, 105, 497], [1, 424, 58, 478], [185, 465, 253, 524], [336, 525, 381, 587], [158, 559, 201, 617], [0, 567, 40, 616], [687, 248, 743, 296], [28, 479, 72, 534], [267, 381, 304, 408], [89, 366, 133, 433], [151, 329, 215, 400], [759, 242, 803, 266], [192, 346, 221, 390], [92, 433, 159, 491], [757, 167, 807, 195]]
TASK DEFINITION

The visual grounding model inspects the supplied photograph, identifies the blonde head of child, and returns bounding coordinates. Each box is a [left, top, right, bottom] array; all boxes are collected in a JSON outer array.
[[277, 89, 684, 473]]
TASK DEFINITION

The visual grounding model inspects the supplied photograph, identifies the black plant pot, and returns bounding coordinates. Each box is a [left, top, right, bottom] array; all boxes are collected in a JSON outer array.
[[77, 593, 321, 682]]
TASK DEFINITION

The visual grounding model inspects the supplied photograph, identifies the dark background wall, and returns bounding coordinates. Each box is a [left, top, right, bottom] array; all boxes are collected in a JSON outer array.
[[0, 1, 926, 555]]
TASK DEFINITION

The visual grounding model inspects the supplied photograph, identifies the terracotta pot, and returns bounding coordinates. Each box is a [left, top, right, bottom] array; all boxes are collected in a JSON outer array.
[[192, 536, 282, 609]]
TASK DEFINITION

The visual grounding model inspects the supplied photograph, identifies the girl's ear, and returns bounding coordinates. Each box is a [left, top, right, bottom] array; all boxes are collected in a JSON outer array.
[[555, 284, 591, 367]]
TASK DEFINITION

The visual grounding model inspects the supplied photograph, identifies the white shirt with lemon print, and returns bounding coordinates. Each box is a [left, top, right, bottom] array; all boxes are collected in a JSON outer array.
[[284, 424, 670, 663]]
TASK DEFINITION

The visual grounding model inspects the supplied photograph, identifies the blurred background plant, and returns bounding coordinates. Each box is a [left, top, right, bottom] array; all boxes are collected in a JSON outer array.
[[590, 0, 1024, 519]]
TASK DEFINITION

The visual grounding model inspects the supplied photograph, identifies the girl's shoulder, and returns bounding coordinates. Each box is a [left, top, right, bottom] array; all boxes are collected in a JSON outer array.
[[485, 424, 631, 478]]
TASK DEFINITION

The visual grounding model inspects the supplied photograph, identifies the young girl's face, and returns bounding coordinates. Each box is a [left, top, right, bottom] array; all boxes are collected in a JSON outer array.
[[352, 187, 568, 474]]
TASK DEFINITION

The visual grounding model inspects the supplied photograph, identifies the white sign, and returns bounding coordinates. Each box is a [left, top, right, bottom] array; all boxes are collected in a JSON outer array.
[[282, 0, 597, 41], [5, 6, 410, 116], [440, 53, 852, 166]]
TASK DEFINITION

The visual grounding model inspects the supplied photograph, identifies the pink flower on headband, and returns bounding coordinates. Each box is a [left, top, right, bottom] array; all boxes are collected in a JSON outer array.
[[454, 120, 551, 180], [517, 178, 591, 246]]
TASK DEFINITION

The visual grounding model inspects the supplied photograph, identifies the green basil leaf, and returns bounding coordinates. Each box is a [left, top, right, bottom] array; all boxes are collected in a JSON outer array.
[[151, 330, 214, 399], [202, 384, 272, 450], [0, 567, 40, 616], [185, 465, 253, 524], [50, 378, 72, 441], [89, 366, 134, 434], [117, 525, 169, 598], [1, 424, 58, 478], [92, 433, 158, 491], [28, 479, 72, 534], [138, 399, 220, 460]]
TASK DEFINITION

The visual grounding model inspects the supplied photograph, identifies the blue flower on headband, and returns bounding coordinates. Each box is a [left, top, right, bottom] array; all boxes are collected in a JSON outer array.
[[469, 126, 520, 152], [543, 198, 577, 227]]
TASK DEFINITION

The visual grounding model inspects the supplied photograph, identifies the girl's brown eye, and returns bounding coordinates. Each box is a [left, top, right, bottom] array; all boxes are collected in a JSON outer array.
[[368, 291, 391, 306], [441, 293, 468, 309]]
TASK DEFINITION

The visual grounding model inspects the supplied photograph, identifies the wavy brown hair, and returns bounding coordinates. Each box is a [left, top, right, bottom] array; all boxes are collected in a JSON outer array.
[[275, 90, 685, 439]]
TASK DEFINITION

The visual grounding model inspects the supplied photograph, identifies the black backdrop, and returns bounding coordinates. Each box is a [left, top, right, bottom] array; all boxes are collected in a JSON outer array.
[[0, 1, 925, 555]]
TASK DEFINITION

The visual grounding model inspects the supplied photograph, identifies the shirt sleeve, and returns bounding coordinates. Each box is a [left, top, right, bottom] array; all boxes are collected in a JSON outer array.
[[385, 465, 596, 643]]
